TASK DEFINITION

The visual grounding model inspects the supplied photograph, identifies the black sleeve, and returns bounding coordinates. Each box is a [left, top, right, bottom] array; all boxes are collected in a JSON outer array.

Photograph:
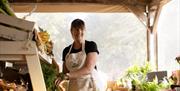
[[62, 49, 66, 62], [62, 47, 69, 62], [62, 47, 70, 73], [85, 41, 99, 54]]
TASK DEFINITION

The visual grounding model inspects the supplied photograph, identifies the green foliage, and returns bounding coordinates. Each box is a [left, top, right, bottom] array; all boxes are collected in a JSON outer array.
[[41, 63, 57, 91], [125, 62, 152, 86], [121, 62, 171, 91], [0, 0, 16, 16], [139, 77, 160, 91]]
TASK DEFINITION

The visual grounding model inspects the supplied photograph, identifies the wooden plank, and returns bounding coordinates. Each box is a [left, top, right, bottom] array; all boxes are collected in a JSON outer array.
[[11, 3, 130, 12], [38, 51, 52, 64], [0, 25, 32, 41], [10, 0, 124, 4], [26, 54, 46, 91], [0, 41, 37, 55], [0, 14, 35, 32], [0, 54, 25, 61], [2, 61, 26, 64]]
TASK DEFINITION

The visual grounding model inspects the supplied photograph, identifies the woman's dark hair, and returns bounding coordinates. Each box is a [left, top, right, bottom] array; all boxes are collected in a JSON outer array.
[[71, 19, 85, 31]]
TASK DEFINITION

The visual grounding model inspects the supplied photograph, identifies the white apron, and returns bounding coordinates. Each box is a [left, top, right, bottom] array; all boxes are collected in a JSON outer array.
[[65, 42, 98, 91]]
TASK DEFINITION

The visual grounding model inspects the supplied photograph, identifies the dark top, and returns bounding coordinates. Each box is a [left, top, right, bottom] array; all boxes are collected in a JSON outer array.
[[62, 40, 99, 62]]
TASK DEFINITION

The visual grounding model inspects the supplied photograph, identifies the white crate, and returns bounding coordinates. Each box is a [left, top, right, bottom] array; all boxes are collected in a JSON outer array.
[[0, 14, 35, 41]]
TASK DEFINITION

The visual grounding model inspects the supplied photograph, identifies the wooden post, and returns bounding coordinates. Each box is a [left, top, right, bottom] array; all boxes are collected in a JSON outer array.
[[26, 54, 46, 91], [146, 5, 151, 62], [152, 5, 163, 71]]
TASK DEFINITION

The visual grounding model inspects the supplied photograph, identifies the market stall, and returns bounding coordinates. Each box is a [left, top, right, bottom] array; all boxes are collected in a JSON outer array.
[[1, 0, 179, 91]]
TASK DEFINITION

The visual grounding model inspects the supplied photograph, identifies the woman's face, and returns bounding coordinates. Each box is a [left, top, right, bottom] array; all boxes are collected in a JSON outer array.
[[71, 27, 85, 43]]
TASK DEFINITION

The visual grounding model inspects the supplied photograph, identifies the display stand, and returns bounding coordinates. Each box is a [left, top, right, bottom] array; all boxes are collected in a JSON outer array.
[[0, 41, 46, 91], [0, 14, 46, 91]]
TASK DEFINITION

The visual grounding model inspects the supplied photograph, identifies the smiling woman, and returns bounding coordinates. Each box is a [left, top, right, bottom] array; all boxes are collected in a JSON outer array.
[[52, 18, 102, 91], [70, 19, 85, 44]]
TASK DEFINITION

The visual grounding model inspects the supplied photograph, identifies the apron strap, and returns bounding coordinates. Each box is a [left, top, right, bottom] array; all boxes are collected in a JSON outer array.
[[67, 40, 86, 55]]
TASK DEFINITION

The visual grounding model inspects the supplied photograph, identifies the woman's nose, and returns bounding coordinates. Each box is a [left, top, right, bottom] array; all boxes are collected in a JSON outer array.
[[77, 29, 82, 33]]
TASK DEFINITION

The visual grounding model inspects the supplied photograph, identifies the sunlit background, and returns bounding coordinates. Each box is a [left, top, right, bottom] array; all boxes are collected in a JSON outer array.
[[16, 0, 179, 80]]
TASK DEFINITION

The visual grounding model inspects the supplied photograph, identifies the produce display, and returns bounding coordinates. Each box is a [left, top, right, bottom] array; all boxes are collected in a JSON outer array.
[[112, 62, 173, 91], [0, 79, 17, 91], [36, 27, 53, 56], [0, 2, 56, 90], [35, 27, 64, 91], [0, 1, 28, 91]]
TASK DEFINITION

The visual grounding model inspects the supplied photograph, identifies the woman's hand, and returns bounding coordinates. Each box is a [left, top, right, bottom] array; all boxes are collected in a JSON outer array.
[[55, 73, 69, 87], [55, 77, 69, 91], [55, 77, 63, 87]]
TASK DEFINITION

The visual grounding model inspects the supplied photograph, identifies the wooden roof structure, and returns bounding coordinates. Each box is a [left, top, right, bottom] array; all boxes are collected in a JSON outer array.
[[10, 0, 170, 13], [9, 0, 171, 70]]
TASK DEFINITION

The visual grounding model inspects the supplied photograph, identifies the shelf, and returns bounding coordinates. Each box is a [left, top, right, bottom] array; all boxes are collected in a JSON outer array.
[[38, 51, 52, 64]]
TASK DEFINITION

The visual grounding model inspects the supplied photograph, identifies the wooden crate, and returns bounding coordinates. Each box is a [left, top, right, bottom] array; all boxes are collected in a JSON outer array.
[[0, 14, 35, 41]]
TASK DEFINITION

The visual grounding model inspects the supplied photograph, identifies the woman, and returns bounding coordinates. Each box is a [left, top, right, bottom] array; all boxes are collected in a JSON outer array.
[[57, 19, 99, 91]]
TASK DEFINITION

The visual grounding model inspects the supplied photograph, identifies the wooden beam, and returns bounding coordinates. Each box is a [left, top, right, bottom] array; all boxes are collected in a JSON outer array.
[[36, 0, 43, 3], [151, 5, 163, 71], [26, 54, 46, 91], [9, 0, 171, 12], [0, 41, 37, 55], [124, 4, 146, 24], [146, 6, 151, 62], [9, 0, 124, 4], [152, 6, 163, 33], [150, 0, 171, 7], [0, 54, 25, 61], [10, 3, 130, 12]]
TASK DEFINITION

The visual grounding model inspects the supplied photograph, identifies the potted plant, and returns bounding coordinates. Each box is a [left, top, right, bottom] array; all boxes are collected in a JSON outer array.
[[118, 62, 172, 91]]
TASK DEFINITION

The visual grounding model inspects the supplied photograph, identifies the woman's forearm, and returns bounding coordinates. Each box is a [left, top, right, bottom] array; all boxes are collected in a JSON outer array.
[[69, 66, 92, 79], [69, 52, 97, 79]]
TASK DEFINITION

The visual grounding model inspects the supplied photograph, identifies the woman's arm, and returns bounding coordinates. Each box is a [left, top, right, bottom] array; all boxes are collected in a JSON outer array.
[[68, 52, 98, 79], [62, 62, 69, 74]]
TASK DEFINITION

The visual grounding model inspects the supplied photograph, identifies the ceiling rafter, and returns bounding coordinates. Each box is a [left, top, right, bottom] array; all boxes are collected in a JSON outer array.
[[9, 0, 170, 13]]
